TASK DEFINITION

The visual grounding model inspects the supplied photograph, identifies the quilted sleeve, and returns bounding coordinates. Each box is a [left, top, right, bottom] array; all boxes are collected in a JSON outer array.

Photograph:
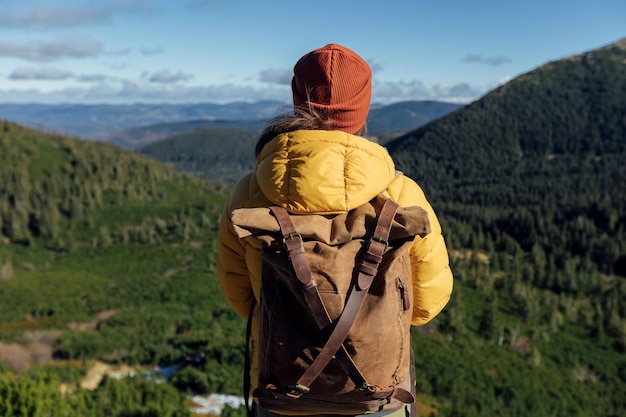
[[385, 174, 454, 326], [216, 177, 256, 320]]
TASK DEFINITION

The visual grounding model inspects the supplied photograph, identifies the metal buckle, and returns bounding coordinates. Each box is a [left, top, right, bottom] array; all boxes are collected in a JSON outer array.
[[285, 384, 310, 398], [287, 384, 310, 393], [356, 382, 377, 393], [370, 235, 389, 250], [282, 231, 302, 246]]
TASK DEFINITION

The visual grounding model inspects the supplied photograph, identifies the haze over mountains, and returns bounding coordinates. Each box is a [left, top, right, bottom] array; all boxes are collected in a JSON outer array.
[[0, 100, 462, 149], [133, 100, 463, 185], [0, 37, 625, 416], [0, 100, 287, 141]]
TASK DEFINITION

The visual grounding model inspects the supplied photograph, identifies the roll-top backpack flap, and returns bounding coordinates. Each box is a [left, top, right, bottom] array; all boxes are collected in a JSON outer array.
[[231, 197, 430, 321], [231, 195, 431, 244], [231, 196, 430, 414]]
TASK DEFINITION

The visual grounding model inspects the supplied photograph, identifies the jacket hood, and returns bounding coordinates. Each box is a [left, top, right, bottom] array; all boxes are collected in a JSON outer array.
[[255, 130, 396, 214]]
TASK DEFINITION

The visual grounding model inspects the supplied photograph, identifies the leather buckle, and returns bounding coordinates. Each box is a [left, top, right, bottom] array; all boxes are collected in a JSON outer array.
[[370, 235, 389, 251], [285, 384, 310, 398], [356, 382, 377, 393], [282, 231, 302, 246]]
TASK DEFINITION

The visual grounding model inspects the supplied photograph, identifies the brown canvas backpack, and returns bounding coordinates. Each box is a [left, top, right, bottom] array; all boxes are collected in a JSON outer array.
[[232, 195, 431, 414]]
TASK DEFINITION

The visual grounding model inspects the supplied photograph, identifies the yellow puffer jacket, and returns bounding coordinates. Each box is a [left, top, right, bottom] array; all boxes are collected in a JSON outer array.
[[217, 129, 453, 403]]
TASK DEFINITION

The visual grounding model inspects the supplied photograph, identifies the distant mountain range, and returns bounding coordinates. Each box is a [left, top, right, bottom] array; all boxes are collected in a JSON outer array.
[[0, 100, 288, 141], [116, 100, 462, 149], [368, 100, 463, 138], [0, 100, 462, 148], [132, 100, 463, 185]]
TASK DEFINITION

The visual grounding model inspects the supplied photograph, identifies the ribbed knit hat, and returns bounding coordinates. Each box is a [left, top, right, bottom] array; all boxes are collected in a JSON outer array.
[[292, 44, 372, 134]]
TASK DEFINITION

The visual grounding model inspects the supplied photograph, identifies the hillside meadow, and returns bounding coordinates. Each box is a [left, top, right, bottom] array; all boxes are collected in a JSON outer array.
[[0, 121, 244, 416]]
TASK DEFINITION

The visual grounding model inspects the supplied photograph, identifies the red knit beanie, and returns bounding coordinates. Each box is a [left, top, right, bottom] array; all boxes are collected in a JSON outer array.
[[292, 43, 372, 134]]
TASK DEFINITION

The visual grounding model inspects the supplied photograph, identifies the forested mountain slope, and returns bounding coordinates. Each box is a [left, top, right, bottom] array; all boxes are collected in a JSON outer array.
[[136, 127, 258, 185], [108, 119, 267, 149], [387, 38, 626, 275], [388, 38, 626, 208], [368, 100, 462, 140], [0, 121, 236, 416], [385, 38, 626, 416], [0, 121, 223, 247]]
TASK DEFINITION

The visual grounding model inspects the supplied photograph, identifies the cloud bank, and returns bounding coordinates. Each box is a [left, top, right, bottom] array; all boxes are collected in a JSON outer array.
[[0, 72, 488, 105], [0, 1, 155, 28], [0, 2, 491, 105], [463, 54, 512, 67], [0, 35, 103, 62]]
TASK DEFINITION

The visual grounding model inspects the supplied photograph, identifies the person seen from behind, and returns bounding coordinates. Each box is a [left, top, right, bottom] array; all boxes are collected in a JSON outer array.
[[217, 43, 453, 417]]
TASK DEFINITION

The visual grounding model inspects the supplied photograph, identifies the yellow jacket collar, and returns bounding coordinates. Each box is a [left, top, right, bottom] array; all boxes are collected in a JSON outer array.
[[255, 130, 396, 214]]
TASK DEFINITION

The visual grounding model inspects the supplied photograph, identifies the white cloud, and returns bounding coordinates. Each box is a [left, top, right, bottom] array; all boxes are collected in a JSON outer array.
[[0, 80, 291, 104], [367, 60, 384, 73], [146, 70, 193, 84], [497, 75, 514, 86], [0, 1, 156, 28], [77, 74, 111, 83], [0, 35, 103, 62], [259, 69, 292, 85], [6, 66, 116, 84], [372, 80, 484, 104], [9, 66, 73, 80], [0, 77, 488, 105], [462, 54, 512, 67]]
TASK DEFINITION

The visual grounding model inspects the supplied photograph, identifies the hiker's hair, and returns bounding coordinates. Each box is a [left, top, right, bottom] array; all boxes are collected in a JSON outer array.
[[255, 105, 367, 158]]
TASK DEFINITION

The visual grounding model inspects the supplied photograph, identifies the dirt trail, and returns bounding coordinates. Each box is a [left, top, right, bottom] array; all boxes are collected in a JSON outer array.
[[80, 361, 135, 390]]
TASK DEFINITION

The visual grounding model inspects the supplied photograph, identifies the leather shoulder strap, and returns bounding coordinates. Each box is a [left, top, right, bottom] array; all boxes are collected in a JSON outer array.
[[269, 206, 331, 328]]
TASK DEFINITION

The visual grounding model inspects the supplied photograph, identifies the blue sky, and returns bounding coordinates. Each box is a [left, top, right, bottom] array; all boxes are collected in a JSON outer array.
[[0, 0, 624, 105]]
